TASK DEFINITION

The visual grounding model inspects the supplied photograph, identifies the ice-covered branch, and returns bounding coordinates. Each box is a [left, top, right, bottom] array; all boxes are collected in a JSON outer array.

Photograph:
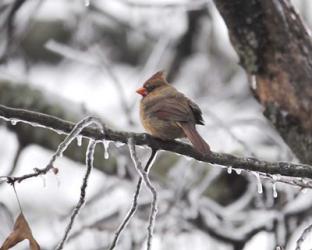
[[108, 149, 157, 250], [295, 223, 312, 250], [1, 104, 312, 183], [3, 115, 103, 184], [128, 137, 158, 250], [55, 139, 97, 250]]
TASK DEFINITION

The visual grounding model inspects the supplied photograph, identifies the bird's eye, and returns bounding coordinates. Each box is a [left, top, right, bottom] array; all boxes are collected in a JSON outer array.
[[146, 85, 155, 92]]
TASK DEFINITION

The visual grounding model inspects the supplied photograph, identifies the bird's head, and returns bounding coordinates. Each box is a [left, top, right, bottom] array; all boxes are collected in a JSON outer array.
[[136, 71, 168, 97]]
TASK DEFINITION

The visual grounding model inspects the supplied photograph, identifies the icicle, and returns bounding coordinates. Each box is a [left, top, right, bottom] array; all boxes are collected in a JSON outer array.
[[10, 119, 17, 125], [77, 135, 82, 147], [48, 116, 104, 166], [103, 140, 110, 159], [252, 172, 263, 194], [272, 175, 279, 199], [251, 75, 257, 90], [234, 168, 242, 175], [272, 182, 278, 198], [227, 166, 232, 174], [273, 174, 281, 181]]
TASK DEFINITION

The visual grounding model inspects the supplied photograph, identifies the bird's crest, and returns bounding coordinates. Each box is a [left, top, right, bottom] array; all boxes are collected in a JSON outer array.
[[147, 71, 167, 83]]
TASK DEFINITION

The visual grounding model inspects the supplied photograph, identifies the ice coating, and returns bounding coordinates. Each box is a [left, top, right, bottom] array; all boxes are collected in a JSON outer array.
[[252, 172, 263, 194], [227, 166, 232, 174], [272, 182, 278, 198], [10, 119, 18, 125], [77, 135, 83, 146], [234, 169, 242, 175], [103, 140, 110, 159]]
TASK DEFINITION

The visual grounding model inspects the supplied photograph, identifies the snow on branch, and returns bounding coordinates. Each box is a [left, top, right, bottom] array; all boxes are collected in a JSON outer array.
[[1, 104, 312, 187]]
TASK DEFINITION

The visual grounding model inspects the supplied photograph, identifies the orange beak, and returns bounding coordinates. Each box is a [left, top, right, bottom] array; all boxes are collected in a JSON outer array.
[[136, 87, 148, 97]]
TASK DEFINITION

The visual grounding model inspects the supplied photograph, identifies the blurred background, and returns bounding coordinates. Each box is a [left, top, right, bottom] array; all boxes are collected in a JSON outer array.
[[0, 0, 312, 249]]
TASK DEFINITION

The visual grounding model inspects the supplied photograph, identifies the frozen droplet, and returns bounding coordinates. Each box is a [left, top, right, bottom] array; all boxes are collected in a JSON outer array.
[[103, 140, 110, 159], [59, 151, 63, 157], [114, 141, 124, 148], [272, 182, 278, 198], [234, 169, 242, 175], [251, 75, 257, 90], [252, 172, 263, 194], [301, 188, 307, 194], [84, 0, 90, 7], [227, 167, 232, 174], [10, 119, 17, 125], [77, 135, 82, 146], [272, 174, 281, 181], [184, 155, 193, 161]]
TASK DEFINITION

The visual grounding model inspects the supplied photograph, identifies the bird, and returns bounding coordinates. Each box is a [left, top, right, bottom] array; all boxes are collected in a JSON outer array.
[[136, 71, 211, 155]]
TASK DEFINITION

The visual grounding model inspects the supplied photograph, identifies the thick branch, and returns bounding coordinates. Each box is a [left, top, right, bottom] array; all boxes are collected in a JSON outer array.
[[213, 0, 312, 163], [1, 104, 312, 180]]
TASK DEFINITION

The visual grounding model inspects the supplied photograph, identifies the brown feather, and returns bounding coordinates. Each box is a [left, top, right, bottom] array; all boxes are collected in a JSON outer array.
[[178, 122, 210, 155], [138, 71, 210, 154]]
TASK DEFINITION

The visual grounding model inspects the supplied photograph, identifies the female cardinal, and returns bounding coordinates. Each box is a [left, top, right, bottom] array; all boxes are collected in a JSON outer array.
[[136, 71, 211, 155]]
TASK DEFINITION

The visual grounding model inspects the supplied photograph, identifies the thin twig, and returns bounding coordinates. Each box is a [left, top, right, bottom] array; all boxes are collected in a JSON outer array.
[[128, 137, 158, 250], [115, 0, 210, 10], [0, 143, 24, 187], [1, 105, 312, 183], [295, 222, 312, 250], [11, 184, 23, 213], [4, 115, 104, 184], [108, 149, 157, 250], [55, 139, 97, 250]]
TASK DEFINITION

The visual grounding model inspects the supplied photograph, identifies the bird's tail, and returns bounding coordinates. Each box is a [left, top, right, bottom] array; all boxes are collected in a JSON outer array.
[[179, 122, 210, 155]]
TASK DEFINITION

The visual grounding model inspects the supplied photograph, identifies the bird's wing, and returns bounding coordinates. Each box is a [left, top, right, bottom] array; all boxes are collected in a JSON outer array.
[[187, 99, 204, 125], [148, 96, 194, 123]]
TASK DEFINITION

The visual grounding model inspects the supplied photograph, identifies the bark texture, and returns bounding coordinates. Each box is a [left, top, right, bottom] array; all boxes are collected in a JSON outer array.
[[214, 0, 312, 163]]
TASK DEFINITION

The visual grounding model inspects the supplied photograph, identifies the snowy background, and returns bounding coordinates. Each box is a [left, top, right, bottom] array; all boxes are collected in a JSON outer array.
[[1, 0, 312, 249]]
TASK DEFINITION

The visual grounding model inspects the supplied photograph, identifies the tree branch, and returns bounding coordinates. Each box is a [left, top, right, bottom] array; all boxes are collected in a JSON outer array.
[[213, 0, 312, 163], [128, 137, 158, 250], [108, 149, 157, 250], [1, 104, 312, 181], [55, 139, 97, 250]]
